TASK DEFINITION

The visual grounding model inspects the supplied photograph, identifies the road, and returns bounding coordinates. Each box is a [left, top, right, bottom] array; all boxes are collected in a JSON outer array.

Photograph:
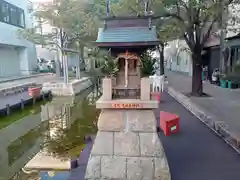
[[156, 92, 240, 180]]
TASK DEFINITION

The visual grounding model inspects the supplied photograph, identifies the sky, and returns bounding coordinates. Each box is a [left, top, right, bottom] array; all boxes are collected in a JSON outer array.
[[31, 0, 52, 2]]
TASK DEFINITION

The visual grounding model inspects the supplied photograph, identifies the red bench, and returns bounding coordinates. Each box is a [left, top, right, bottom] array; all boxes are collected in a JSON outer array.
[[160, 111, 180, 136]]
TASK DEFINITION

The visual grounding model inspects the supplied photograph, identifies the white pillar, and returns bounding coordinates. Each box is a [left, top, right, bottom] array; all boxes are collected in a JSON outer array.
[[63, 53, 69, 85], [125, 59, 128, 87]]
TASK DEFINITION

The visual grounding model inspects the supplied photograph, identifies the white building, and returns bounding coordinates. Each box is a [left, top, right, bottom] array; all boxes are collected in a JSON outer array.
[[164, 39, 193, 76], [0, 0, 37, 77]]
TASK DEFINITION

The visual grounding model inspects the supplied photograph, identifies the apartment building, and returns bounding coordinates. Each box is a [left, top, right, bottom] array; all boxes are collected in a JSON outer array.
[[0, 0, 37, 77]]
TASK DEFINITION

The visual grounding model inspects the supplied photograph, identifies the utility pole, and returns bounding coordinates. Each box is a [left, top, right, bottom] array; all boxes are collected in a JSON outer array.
[[106, 0, 110, 16], [219, 1, 227, 73]]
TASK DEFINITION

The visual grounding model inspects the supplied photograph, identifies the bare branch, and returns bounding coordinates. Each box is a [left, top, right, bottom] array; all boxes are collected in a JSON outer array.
[[183, 33, 194, 52], [200, 16, 219, 48]]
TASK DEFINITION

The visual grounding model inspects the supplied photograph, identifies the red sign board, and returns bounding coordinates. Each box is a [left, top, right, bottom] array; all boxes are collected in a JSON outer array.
[[112, 103, 141, 109]]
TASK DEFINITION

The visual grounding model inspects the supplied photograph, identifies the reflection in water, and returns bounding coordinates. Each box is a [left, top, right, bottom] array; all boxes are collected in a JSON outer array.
[[0, 87, 100, 180], [43, 93, 99, 160]]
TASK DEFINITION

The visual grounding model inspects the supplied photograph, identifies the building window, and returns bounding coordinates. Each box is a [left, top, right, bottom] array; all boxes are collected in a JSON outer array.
[[2, 3, 9, 23], [0, 0, 25, 28], [10, 5, 18, 25], [18, 9, 25, 27]]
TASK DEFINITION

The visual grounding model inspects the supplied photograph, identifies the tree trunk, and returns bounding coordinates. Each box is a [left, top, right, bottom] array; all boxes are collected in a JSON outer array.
[[157, 43, 164, 75], [191, 54, 203, 96], [79, 45, 85, 70]]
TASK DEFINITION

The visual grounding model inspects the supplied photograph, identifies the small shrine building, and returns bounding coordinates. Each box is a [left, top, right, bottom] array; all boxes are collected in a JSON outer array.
[[84, 15, 171, 180], [96, 15, 160, 107]]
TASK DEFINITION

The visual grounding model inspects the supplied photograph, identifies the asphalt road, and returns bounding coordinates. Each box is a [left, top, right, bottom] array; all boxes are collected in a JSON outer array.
[[156, 92, 240, 180]]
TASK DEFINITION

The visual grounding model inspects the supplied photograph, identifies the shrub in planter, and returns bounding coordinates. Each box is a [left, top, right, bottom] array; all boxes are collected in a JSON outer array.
[[101, 58, 119, 78], [222, 72, 240, 89], [227, 80, 238, 89], [220, 78, 228, 88], [140, 52, 156, 77]]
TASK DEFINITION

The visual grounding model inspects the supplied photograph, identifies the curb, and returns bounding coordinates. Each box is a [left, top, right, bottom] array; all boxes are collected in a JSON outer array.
[[166, 86, 240, 154]]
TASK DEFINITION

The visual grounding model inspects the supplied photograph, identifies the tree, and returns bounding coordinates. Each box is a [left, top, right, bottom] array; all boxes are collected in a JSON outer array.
[[19, 0, 105, 70], [112, 0, 240, 96], [159, 0, 240, 96]]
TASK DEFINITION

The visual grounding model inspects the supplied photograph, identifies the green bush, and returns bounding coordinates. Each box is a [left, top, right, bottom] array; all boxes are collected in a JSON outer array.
[[233, 64, 240, 73], [140, 52, 156, 77], [101, 57, 119, 77], [223, 65, 240, 83], [89, 49, 119, 77]]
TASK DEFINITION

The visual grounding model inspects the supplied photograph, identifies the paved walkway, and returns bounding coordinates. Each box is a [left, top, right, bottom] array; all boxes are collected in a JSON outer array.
[[0, 74, 46, 83], [166, 70, 240, 134], [0, 74, 61, 90], [156, 92, 240, 180]]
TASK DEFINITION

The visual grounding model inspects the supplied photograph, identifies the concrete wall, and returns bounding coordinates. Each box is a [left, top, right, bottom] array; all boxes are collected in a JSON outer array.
[[0, 113, 43, 180], [36, 45, 55, 61], [0, 0, 37, 77]]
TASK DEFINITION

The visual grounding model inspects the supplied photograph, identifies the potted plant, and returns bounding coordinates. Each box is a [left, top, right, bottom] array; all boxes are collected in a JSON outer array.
[[220, 74, 228, 88], [225, 64, 240, 89]]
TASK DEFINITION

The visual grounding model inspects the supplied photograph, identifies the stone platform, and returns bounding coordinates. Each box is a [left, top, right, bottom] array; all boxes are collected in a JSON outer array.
[[85, 110, 171, 180], [24, 151, 70, 171]]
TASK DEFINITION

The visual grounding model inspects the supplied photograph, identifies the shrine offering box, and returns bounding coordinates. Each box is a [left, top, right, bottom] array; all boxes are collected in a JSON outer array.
[[160, 111, 180, 136]]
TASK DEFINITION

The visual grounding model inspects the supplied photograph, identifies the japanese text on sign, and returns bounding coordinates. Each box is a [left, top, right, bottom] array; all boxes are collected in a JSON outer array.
[[112, 103, 141, 108]]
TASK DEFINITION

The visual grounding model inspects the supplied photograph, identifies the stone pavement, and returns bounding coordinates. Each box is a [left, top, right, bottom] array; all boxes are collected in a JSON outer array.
[[156, 92, 240, 180], [165, 70, 240, 149], [0, 73, 47, 83]]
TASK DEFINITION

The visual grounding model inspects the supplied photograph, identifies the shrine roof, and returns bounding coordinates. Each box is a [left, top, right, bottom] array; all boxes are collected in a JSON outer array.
[[96, 26, 159, 47]]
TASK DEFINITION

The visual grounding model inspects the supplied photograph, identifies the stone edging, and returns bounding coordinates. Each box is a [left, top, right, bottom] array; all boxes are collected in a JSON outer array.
[[166, 86, 240, 154]]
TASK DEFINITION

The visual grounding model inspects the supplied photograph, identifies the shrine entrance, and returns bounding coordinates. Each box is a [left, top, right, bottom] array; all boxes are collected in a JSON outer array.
[[113, 52, 141, 99]]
